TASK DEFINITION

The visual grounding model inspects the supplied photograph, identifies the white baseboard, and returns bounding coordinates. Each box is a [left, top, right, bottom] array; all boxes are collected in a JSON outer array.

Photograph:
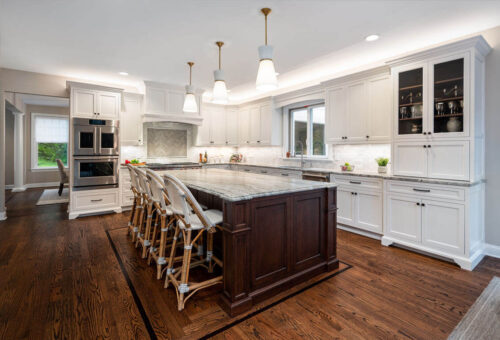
[[11, 187, 27, 192], [0, 210, 6, 221], [483, 243, 500, 259], [337, 224, 382, 240], [7, 182, 59, 190]]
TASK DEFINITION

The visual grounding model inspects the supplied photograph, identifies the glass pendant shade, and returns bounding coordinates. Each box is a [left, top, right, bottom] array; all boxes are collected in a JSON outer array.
[[212, 69, 228, 104], [183, 85, 198, 113], [256, 45, 278, 91]]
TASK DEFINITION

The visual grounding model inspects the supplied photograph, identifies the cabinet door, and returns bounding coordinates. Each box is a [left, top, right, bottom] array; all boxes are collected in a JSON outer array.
[[259, 104, 272, 145], [337, 188, 355, 226], [386, 194, 421, 243], [429, 54, 469, 138], [239, 108, 250, 146], [196, 106, 211, 146], [146, 87, 167, 114], [368, 75, 392, 141], [225, 108, 239, 145], [97, 92, 120, 119], [167, 91, 185, 114], [347, 81, 368, 141], [210, 106, 226, 145], [249, 106, 261, 144], [121, 95, 143, 145], [394, 64, 427, 139], [355, 191, 383, 234], [325, 87, 347, 143], [73, 88, 97, 117], [393, 143, 428, 177], [427, 141, 469, 181], [421, 199, 464, 254]]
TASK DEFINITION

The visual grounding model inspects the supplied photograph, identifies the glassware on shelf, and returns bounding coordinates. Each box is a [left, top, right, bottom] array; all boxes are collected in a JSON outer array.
[[400, 107, 407, 119], [435, 102, 445, 115], [448, 101, 458, 114]]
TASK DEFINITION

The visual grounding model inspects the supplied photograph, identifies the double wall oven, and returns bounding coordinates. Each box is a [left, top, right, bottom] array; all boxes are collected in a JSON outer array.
[[73, 118, 119, 189]]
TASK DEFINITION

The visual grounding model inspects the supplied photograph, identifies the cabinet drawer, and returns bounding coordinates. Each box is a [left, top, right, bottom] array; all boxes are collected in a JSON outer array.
[[386, 180, 465, 201], [72, 190, 119, 210], [332, 175, 383, 191], [122, 193, 134, 206]]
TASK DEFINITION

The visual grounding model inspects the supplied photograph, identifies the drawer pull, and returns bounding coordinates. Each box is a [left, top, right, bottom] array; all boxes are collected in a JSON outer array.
[[261, 170, 267, 173], [413, 188, 430, 193], [281, 173, 289, 176], [244, 169, 250, 172], [349, 181, 361, 184], [91, 199, 103, 202]]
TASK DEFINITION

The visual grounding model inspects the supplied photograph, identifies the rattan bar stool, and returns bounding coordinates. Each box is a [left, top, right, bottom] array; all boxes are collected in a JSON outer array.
[[163, 173, 223, 311], [135, 168, 156, 258], [126, 164, 142, 243]]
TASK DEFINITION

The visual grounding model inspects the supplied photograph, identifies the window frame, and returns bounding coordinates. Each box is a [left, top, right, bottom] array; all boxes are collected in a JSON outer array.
[[288, 103, 327, 158], [31, 113, 69, 170]]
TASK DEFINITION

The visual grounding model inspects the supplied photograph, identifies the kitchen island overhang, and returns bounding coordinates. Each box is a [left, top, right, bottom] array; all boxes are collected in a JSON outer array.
[[158, 168, 338, 316]]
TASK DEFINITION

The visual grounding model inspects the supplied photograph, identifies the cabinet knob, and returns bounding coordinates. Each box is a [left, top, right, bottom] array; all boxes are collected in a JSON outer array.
[[423, 132, 427, 135], [366, 135, 370, 139], [423, 145, 427, 148], [416, 202, 420, 206], [428, 132, 432, 135], [422, 203, 426, 207], [257, 140, 261, 143], [427, 145, 432, 148]]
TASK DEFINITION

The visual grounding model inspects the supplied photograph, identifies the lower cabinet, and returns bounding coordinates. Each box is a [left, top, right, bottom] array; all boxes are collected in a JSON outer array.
[[385, 194, 422, 243], [120, 168, 134, 207], [69, 188, 121, 219]]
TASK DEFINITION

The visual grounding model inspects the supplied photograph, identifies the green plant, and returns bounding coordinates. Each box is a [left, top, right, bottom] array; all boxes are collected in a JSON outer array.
[[375, 157, 389, 167], [130, 159, 140, 164]]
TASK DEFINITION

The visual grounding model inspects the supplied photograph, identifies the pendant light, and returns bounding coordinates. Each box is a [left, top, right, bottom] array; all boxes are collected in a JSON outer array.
[[183, 62, 198, 113], [212, 41, 228, 104], [256, 8, 278, 91]]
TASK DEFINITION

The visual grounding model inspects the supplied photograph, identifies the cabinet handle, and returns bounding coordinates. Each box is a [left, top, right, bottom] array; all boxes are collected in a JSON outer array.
[[257, 140, 261, 143], [413, 188, 430, 193], [416, 202, 420, 206], [261, 170, 267, 174], [91, 199, 103, 202], [366, 135, 369, 139], [281, 173, 289, 176], [246, 141, 250, 144], [423, 145, 427, 148], [244, 169, 250, 172], [421, 203, 426, 207], [427, 145, 432, 148], [423, 132, 427, 135], [349, 181, 361, 184], [428, 132, 432, 135]]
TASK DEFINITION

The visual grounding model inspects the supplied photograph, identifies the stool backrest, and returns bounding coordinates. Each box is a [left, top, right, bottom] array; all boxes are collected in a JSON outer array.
[[127, 164, 139, 191], [162, 173, 212, 228], [135, 168, 152, 197], [145, 169, 169, 210]]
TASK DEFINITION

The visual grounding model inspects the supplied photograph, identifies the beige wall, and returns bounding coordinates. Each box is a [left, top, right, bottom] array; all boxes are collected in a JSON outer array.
[[5, 109, 14, 186], [482, 26, 500, 247], [24, 104, 69, 185]]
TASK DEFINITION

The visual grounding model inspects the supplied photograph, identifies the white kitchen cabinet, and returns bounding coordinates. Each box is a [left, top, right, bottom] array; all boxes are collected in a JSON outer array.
[[385, 194, 422, 243], [337, 188, 355, 226], [368, 75, 392, 141], [325, 86, 346, 143], [347, 81, 367, 142], [421, 199, 464, 255], [323, 68, 391, 144], [196, 105, 212, 146], [393, 142, 428, 177], [225, 108, 239, 145], [259, 104, 272, 145], [238, 108, 250, 146], [210, 106, 226, 145], [120, 93, 143, 146], [71, 86, 121, 119], [356, 191, 383, 234], [69, 188, 121, 219], [393, 141, 469, 180], [120, 167, 134, 207], [249, 106, 261, 144]]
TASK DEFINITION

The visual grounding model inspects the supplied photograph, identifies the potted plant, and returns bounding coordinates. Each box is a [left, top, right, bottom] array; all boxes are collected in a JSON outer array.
[[375, 157, 389, 174]]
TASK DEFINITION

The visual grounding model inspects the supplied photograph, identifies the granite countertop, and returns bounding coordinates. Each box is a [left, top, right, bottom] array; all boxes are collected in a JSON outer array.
[[156, 168, 336, 202], [203, 163, 482, 187]]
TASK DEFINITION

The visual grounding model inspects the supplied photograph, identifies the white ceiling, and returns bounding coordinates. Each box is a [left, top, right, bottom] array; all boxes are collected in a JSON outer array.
[[1, 0, 500, 103]]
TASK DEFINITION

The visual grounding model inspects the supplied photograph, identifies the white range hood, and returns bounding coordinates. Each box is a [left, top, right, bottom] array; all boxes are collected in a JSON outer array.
[[143, 81, 203, 125]]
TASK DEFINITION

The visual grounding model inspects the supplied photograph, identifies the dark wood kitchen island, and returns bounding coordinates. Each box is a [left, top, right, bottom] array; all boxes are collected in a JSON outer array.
[[158, 168, 338, 316]]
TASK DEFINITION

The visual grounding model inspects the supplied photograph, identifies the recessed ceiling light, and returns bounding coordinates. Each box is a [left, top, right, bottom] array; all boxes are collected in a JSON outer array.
[[365, 34, 379, 42], [118, 72, 129, 76]]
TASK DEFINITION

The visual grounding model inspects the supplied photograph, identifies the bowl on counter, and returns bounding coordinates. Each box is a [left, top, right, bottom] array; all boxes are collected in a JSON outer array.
[[340, 164, 355, 172]]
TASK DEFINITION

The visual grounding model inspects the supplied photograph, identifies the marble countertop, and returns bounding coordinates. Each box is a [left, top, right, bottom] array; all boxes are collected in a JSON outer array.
[[203, 163, 482, 187], [156, 168, 336, 202]]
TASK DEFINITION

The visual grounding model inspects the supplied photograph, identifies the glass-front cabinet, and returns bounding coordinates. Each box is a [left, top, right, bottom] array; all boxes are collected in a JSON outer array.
[[394, 54, 468, 139]]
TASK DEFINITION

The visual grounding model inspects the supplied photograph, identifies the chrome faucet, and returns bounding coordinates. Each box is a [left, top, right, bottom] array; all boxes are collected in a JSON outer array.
[[296, 140, 306, 169]]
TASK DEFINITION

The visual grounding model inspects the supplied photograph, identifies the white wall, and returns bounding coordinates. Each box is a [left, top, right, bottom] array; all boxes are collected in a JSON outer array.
[[483, 26, 500, 246]]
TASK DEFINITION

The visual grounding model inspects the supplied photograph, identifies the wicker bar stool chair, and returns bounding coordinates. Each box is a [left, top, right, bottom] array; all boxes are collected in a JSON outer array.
[[135, 168, 156, 258], [145, 169, 184, 279], [126, 164, 143, 243], [163, 173, 223, 311]]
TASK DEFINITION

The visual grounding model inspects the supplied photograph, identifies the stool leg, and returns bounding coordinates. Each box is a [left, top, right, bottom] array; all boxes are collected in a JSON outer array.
[[141, 203, 154, 258], [207, 230, 214, 273], [147, 212, 160, 265], [131, 199, 141, 243], [128, 196, 137, 235], [164, 224, 180, 289], [178, 229, 193, 311], [154, 214, 169, 279]]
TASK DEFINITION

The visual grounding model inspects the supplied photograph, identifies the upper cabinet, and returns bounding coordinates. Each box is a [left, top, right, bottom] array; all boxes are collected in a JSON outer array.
[[69, 83, 122, 119], [239, 99, 281, 146], [120, 93, 143, 146], [323, 68, 392, 144]]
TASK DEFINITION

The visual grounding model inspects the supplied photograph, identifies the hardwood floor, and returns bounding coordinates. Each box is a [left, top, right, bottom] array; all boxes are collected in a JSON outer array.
[[0, 188, 499, 339]]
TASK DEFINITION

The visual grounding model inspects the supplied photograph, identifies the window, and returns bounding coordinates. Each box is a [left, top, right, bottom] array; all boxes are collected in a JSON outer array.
[[289, 104, 326, 157], [31, 114, 69, 169]]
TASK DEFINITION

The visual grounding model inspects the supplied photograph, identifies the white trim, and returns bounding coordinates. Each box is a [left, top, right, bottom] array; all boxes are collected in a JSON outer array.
[[337, 224, 382, 240], [8, 181, 60, 190], [11, 187, 27, 192], [31, 113, 69, 170], [0, 211, 6, 221], [483, 243, 500, 259]]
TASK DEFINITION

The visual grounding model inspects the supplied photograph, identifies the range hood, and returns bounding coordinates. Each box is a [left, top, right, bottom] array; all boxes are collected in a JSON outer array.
[[143, 81, 203, 125]]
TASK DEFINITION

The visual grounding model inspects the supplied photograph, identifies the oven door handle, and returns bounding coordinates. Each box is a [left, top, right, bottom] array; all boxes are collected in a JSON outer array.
[[95, 126, 100, 155]]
